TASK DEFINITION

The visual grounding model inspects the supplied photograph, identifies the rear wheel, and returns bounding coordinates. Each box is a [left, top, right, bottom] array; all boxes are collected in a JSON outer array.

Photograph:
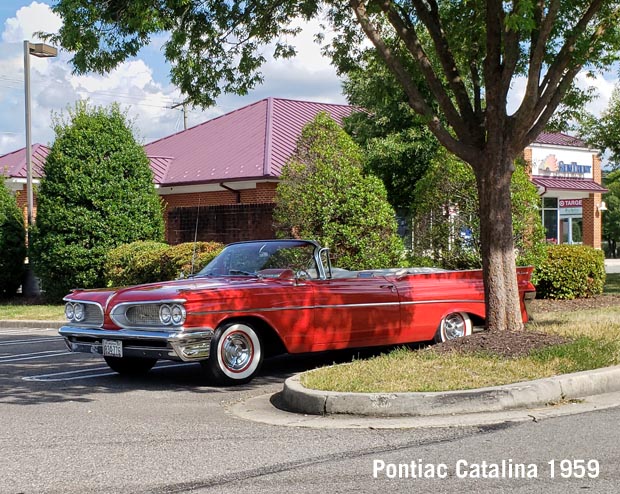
[[201, 322, 263, 385], [104, 356, 158, 376], [434, 312, 472, 343]]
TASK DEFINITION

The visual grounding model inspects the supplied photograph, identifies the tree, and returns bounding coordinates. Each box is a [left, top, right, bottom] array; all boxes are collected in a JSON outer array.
[[342, 49, 439, 216], [411, 154, 546, 277], [602, 171, 620, 258], [0, 177, 26, 298], [274, 112, 404, 269], [579, 84, 620, 169], [30, 103, 164, 301], [45, 1, 620, 331]]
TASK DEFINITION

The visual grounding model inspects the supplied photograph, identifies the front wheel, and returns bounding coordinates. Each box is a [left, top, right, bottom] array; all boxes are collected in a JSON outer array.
[[434, 312, 472, 343], [104, 356, 158, 376], [201, 322, 263, 385]]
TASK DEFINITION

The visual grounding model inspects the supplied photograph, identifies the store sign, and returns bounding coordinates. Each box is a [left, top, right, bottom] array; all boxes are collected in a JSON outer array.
[[531, 148, 594, 179], [559, 199, 582, 216]]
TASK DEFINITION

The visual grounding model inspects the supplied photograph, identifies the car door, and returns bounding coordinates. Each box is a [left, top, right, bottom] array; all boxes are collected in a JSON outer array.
[[307, 274, 401, 351]]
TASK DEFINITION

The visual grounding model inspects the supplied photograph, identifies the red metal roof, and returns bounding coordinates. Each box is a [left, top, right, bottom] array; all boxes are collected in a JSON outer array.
[[532, 177, 608, 193], [144, 97, 356, 186], [532, 132, 588, 148], [0, 144, 49, 179]]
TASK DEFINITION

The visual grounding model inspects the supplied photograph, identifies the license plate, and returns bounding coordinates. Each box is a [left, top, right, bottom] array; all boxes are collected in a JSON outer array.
[[102, 339, 123, 358]]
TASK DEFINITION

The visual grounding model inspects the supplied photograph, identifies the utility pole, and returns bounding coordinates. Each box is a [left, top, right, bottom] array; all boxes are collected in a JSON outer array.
[[171, 101, 188, 130]]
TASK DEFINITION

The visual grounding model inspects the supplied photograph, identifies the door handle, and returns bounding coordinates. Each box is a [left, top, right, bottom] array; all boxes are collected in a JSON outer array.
[[380, 284, 396, 292]]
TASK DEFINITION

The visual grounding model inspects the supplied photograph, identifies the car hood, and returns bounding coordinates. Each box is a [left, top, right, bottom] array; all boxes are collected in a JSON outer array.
[[67, 276, 280, 307]]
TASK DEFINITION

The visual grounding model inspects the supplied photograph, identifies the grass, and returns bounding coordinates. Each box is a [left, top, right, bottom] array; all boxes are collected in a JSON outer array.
[[301, 306, 620, 393], [0, 302, 65, 321], [604, 273, 620, 294]]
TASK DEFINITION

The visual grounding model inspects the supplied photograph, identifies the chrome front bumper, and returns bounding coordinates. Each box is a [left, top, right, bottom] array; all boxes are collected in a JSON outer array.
[[59, 326, 215, 362]]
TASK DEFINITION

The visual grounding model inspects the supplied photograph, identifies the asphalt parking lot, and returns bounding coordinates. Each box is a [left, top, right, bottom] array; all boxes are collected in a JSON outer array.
[[2, 325, 620, 494]]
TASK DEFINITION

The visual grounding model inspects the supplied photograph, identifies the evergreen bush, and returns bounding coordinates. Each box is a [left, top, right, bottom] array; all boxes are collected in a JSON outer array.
[[104, 241, 224, 286], [104, 241, 169, 286], [30, 103, 164, 300], [535, 245, 605, 299], [0, 178, 26, 297], [274, 113, 404, 270]]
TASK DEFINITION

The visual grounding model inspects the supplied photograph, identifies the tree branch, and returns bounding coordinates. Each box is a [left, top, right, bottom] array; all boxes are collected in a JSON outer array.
[[500, 2, 521, 103], [348, 0, 478, 163], [532, 0, 605, 119], [407, 0, 477, 126], [378, 1, 473, 142], [484, 0, 506, 146]]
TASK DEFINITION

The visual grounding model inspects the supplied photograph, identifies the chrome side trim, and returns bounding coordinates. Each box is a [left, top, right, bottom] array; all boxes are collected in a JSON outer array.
[[193, 299, 485, 316]]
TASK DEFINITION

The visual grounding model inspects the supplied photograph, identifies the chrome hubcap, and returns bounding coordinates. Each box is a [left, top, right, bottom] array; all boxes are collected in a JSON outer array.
[[443, 313, 466, 340], [221, 332, 252, 371]]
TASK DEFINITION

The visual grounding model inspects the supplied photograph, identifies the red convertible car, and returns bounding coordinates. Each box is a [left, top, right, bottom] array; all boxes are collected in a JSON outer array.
[[60, 239, 536, 384]]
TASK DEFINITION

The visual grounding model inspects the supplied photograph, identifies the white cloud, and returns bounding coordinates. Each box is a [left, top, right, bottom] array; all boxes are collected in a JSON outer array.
[[2, 1, 62, 43], [574, 71, 617, 116], [0, 3, 345, 155]]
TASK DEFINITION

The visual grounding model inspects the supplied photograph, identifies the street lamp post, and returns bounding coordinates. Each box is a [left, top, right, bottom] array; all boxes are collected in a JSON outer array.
[[24, 41, 57, 229], [23, 40, 57, 296]]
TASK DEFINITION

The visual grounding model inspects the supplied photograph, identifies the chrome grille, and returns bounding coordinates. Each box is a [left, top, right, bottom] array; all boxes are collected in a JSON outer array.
[[124, 304, 163, 327], [68, 302, 103, 327], [83, 303, 104, 326]]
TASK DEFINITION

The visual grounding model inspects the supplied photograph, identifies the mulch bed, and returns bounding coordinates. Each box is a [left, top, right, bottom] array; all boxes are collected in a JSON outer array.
[[432, 295, 620, 358], [433, 330, 568, 358], [530, 294, 620, 313]]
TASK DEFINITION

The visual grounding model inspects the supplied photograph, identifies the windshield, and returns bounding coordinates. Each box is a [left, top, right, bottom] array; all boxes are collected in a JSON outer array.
[[197, 240, 319, 279]]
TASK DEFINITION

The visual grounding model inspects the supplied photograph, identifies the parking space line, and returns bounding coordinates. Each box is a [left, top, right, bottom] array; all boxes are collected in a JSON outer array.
[[0, 337, 64, 347], [22, 362, 193, 382], [0, 351, 70, 363], [0, 328, 56, 335]]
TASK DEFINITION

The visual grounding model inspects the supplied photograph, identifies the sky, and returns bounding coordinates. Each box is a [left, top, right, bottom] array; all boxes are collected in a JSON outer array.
[[0, 1, 618, 158], [0, 1, 345, 156]]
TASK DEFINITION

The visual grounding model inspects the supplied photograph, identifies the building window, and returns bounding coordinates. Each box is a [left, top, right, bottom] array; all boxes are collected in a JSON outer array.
[[541, 197, 558, 244]]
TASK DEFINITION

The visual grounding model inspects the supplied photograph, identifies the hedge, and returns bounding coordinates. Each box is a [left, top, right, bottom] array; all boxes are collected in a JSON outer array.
[[104, 241, 224, 287], [0, 179, 26, 297], [535, 245, 605, 300]]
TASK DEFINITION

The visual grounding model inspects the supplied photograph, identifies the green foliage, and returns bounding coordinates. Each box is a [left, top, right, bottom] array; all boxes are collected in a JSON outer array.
[[602, 170, 620, 258], [104, 241, 170, 287], [274, 113, 404, 270], [535, 245, 606, 300], [30, 102, 165, 300], [0, 178, 26, 297], [411, 155, 547, 273], [165, 242, 224, 278], [341, 48, 438, 216], [578, 84, 620, 169], [104, 241, 224, 286]]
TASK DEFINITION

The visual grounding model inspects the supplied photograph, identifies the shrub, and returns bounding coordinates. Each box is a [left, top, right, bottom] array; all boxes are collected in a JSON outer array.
[[274, 112, 404, 270], [104, 241, 170, 287], [30, 103, 164, 300], [535, 245, 605, 299], [410, 155, 547, 273], [104, 241, 224, 286], [163, 242, 224, 279], [0, 178, 26, 297]]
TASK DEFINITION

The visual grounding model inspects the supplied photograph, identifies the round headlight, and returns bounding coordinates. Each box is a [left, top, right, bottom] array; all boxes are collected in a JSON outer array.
[[171, 304, 186, 325], [159, 304, 172, 325], [74, 303, 85, 322], [65, 303, 75, 321]]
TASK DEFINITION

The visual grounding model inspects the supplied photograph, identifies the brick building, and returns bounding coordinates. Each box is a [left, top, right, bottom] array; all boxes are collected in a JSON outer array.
[[525, 132, 607, 248], [0, 99, 607, 249]]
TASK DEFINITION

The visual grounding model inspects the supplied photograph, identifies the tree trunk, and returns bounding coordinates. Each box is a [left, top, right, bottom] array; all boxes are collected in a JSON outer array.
[[474, 156, 524, 332]]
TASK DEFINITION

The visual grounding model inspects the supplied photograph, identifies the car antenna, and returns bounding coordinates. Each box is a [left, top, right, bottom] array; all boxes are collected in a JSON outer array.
[[190, 198, 201, 277]]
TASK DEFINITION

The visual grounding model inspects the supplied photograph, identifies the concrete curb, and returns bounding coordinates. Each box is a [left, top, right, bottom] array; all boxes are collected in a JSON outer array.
[[281, 366, 620, 417], [0, 320, 62, 329]]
